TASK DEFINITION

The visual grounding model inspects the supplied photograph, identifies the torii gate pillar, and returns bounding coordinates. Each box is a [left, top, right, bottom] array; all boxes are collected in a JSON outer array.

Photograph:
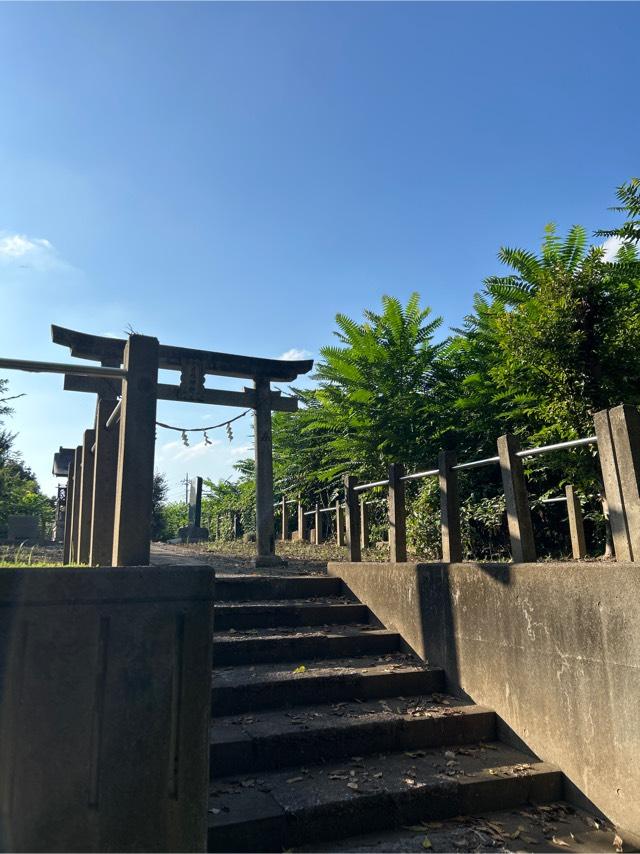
[[253, 377, 283, 566]]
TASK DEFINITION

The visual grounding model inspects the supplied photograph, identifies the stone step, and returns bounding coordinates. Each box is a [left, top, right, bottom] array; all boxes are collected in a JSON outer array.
[[211, 696, 495, 776], [300, 800, 621, 853], [213, 625, 401, 665], [215, 575, 344, 602], [214, 601, 369, 631], [212, 655, 444, 715], [207, 741, 563, 852]]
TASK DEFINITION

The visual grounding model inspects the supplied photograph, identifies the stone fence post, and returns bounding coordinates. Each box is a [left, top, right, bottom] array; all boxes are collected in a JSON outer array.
[[594, 404, 640, 561], [69, 444, 83, 564], [565, 485, 586, 560], [281, 496, 289, 541], [62, 458, 75, 565], [388, 463, 407, 562], [297, 499, 306, 541], [497, 433, 536, 562], [439, 450, 462, 562], [314, 503, 323, 545], [343, 475, 361, 562], [77, 428, 96, 565], [360, 498, 370, 550], [335, 500, 345, 546]]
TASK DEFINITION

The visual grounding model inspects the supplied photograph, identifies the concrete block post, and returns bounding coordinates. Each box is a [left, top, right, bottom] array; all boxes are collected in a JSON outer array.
[[314, 503, 323, 545], [565, 485, 587, 560], [608, 404, 640, 561], [297, 500, 307, 541], [0, 565, 214, 852], [388, 463, 407, 563], [281, 496, 289, 541], [594, 409, 632, 561], [62, 459, 75, 565], [343, 475, 361, 562], [360, 498, 370, 550], [70, 445, 83, 564], [90, 399, 119, 566], [112, 335, 159, 567], [335, 500, 345, 546], [439, 450, 462, 562], [497, 433, 537, 563], [77, 428, 96, 565]]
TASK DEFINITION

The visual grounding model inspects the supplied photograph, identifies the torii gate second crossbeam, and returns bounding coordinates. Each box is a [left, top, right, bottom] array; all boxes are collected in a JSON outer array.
[[52, 325, 313, 567]]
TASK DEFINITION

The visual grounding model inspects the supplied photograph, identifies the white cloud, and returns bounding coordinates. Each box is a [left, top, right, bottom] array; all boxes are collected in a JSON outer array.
[[602, 235, 624, 262], [0, 231, 67, 271], [278, 348, 313, 361], [157, 437, 222, 463], [229, 443, 253, 457]]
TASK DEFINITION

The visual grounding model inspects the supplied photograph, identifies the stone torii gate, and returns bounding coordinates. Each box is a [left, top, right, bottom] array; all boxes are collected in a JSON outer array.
[[52, 325, 312, 566]]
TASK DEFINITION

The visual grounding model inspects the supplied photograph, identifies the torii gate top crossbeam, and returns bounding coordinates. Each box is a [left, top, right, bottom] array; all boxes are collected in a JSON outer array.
[[51, 325, 313, 382]]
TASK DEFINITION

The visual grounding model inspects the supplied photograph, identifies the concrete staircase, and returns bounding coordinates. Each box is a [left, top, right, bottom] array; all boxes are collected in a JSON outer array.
[[208, 575, 563, 852]]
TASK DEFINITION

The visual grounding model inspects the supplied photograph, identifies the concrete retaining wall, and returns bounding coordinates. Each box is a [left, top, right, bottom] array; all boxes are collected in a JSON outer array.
[[0, 565, 214, 852], [328, 560, 640, 835]]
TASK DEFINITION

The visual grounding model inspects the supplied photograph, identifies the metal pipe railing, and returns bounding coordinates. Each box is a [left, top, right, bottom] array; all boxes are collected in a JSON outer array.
[[452, 455, 500, 471], [353, 479, 389, 493], [0, 357, 126, 378], [517, 436, 597, 458], [400, 468, 438, 482]]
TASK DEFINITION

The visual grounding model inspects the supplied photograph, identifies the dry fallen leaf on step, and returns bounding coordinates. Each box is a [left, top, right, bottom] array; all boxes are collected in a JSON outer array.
[[613, 834, 624, 852], [422, 837, 432, 849], [347, 781, 359, 791], [286, 776, 304, 784], [552, 836, 571, 848], [444, 750, 456, 759], [292, 665, 306, 674]]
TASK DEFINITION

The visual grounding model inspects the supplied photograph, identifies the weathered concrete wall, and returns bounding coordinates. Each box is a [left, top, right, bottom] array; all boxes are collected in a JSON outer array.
[[0, 565, 214, 852], [328, 560, 640, 835]]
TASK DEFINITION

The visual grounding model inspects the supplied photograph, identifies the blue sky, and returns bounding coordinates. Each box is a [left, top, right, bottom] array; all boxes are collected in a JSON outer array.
[[1, 1, 638, 501]]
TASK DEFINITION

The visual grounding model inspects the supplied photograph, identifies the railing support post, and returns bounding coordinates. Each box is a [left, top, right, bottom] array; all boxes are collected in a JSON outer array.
[[439, 450, 462, 562], [344, 475, 361, 562], [112, 334, 159, 566], [388, 463, 407, 562], [297, 499, 307, 541], [62, 458, 75, 565], [314, 503, 323, 545], [565, 485, 586, 560], [90, 399, 119, 566], [77, 428, 96, 564], [360, 498, 369, 550], [608, 404, 640, 560], [281, 496, 289, 541], [594, 408, 632, 561], [497, 433, 536, 562], [335, 500, 345, 546]]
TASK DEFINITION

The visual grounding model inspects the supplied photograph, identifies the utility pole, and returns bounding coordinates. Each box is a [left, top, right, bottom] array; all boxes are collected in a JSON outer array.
[[181, 472, 190, 506]]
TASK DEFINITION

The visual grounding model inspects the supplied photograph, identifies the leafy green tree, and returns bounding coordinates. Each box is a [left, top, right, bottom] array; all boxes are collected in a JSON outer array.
[[302, 293, 446, 480], [0, 379, 54, 538], [150, 471, 169, 540], [597, 177, 640, 245]]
